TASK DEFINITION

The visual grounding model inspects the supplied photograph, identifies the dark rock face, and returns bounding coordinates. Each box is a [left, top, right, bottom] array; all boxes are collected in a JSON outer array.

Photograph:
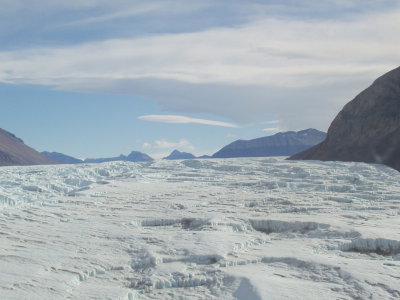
[[213, 129, 326, 158], [0, 128, 57, 166], [163, 150, 196, 160], [84, 151, 153, 163], [41, 151, 83, 164], [290, 66, 400, 172]]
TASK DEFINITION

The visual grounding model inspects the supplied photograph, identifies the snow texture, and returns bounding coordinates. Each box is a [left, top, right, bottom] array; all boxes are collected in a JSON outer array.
[[0, 158, 400, 299]]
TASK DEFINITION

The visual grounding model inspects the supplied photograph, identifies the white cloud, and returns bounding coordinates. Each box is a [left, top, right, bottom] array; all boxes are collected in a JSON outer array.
[[155, 139, 189, 149], [1, 9, 400, 87], [262, 120, 285, 133], [142, 142, 152, 149], [138, 115, 238, 128], [150, 152, 172, 160], [261, 120, 281, 125], [142, 138, 195, 151], [262, 127, 281, 132], [0, 4, 399, 130]]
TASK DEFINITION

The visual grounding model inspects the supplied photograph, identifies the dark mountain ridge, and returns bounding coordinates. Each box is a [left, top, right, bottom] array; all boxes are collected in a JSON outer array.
[[213, 129, 326, 158], [290, 66, 400, 172]]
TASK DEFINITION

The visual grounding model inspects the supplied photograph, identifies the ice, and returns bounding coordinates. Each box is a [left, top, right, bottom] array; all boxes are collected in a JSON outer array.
[[0, 158, 400, 299], [233, 278, 262, 300], [0, 162, 142, 209], [341, 238, 400, 255], [249, 219, 328, 234]]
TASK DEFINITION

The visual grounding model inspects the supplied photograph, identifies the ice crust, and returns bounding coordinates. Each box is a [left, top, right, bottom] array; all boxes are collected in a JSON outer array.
[[341, 238, 400, 255], [249, 219, 328, 233], [1, 158, 400, 299], [0, 162, 142, 208]]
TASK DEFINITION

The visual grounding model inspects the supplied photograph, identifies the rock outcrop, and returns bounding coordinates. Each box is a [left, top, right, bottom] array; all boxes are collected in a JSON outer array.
[[290, 66, 400, 172], [0, 128, 57, 166], [213, 129, 326, 158]]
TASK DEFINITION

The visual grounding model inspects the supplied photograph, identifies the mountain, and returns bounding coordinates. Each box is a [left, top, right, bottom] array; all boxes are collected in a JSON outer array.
[[41, 151, 83, 164], [0, 128, 57, 166], [84, 151, 153, 163], [163, 150, 196, 160], [212, 129, 326, 158], [290, 66, 400, 172], [126, 151, 153, 162]]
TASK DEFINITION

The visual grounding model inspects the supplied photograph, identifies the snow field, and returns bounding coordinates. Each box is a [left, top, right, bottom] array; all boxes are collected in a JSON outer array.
[[0, 158, 399, 299]]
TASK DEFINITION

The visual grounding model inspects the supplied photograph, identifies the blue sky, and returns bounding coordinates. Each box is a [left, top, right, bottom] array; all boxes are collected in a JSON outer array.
[[1, 0, 400, 159]]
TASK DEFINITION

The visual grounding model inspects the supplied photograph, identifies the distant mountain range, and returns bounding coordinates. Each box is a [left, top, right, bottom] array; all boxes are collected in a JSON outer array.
[[163, 150, 196, 160], [42, 151, 83, 164], [84, 151, 153, 163], [0, 127, 327, 167], [291, 66, 400, 172], [0, 128, 57, 166], [212, 129, 326, 158], [4, 66, 400, 172]]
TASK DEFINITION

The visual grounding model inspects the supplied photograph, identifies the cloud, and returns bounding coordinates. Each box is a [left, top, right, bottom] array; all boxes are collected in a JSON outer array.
[[150, 152, 172, 160], [138, 115, 238, 128], [261, 120, 281, 125], [65, 1, 211, 26], [142, 138, 195, 152], [154, 139, 192, 149], [0, 2, 399, 131], [2, 9, 400, 87], [261, 120, 286, 133], [262, 127, 281, 132], [142, 142, 152, 149]]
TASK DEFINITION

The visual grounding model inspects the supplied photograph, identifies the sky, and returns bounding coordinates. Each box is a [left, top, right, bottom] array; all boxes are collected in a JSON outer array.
[[1, 0, 400, 159]]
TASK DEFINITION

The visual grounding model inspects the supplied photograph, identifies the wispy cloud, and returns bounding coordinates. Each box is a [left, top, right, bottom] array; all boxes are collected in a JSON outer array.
[[138, 115, 238, 128], [262, 127, 281, 133], [143, 138, 192, 149], [261, 120, 281, 125], [66, 2, 211, 26], [261, 119, 285, 133]]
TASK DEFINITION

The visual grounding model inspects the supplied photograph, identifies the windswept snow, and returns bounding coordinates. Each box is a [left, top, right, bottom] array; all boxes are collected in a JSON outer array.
[[0, 158, 399, 299]]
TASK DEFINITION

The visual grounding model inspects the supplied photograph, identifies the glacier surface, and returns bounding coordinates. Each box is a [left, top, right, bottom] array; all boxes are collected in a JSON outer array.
[[0, 158, 399, 299]]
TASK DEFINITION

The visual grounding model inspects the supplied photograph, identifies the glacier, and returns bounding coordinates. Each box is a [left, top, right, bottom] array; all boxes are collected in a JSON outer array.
[[0, 158, 399, 299]]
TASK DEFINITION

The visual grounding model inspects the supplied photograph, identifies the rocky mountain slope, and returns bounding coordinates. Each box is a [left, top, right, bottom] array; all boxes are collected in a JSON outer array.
[[213, 129, 326, 158], [0, 128, 57, 166], [290, 66, 400, 172]]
